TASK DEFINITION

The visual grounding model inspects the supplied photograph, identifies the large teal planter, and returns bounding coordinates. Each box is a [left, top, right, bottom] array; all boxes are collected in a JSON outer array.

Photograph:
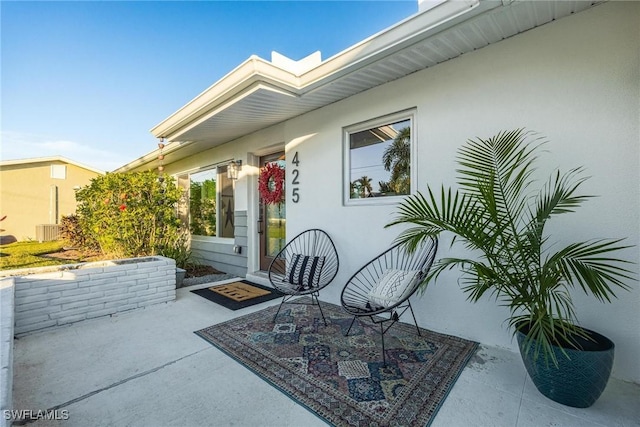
[[516, 323, 615, 408]]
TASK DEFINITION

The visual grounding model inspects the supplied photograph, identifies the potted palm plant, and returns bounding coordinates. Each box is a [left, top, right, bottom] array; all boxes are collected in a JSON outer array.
[[387, 129, 634, 407]]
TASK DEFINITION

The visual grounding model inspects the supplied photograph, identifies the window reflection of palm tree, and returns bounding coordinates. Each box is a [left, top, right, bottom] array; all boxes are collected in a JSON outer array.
[[350, 181, 360, 198], [358, 176, 373, 197], [382, 127, 410, 194], [378, 181, 392, 194]]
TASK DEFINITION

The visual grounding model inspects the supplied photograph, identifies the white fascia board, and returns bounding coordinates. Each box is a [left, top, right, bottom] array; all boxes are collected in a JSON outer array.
[[150, 57, 301, 141], [168, 83, 299, 142], [150, 0, 490, 142], [298, 0, 488, 90], [112, 140, 190, 173]]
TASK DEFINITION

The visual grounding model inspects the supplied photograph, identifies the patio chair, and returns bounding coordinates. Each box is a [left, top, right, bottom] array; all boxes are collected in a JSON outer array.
[[268, 229, 339, 325], [340, 237, 438, 364]]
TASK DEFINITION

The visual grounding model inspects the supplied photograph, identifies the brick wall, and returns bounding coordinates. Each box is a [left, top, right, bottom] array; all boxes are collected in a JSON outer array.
[[9, 256, 176, 335], [1, 278, 15, 427]]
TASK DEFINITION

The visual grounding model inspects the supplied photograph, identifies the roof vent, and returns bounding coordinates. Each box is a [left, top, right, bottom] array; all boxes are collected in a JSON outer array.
[[270, 51, 322, 76]]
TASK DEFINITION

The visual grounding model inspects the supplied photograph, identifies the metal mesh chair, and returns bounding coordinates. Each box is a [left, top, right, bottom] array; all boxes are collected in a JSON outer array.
[[340, 237, 438, 363], [268, 229, 339, 325]]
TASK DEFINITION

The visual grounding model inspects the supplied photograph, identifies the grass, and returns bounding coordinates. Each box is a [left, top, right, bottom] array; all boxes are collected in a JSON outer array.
[[0, 241, 68, 271]]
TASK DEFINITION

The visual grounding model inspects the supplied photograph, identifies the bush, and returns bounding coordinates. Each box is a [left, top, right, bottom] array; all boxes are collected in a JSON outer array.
[[60, 214, 97, 250], [159, 228, 192, 269], [75, 171, 183, 258]]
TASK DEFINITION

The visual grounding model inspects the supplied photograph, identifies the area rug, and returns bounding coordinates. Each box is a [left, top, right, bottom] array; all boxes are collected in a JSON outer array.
[[195, 297, 478, 426], [191, 280, 284, 310]]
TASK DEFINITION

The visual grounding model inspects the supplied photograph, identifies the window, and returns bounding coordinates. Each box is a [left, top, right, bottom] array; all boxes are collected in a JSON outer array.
[[178, 165, 235, 238], [51, 164, 66, 179], [344, 110, 415, 205]]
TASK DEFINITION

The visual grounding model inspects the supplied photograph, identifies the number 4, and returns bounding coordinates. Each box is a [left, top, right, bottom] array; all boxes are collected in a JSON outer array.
[[292, 152, 299, 166]]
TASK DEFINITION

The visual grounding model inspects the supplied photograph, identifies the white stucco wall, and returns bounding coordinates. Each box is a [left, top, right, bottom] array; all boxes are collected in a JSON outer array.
[[280, 2, 639, 383], [159, 1, 638, 382]]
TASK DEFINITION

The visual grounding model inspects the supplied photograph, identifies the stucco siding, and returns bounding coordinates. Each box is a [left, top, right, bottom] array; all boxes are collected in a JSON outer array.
[[149, 2, 639, 382], [0, 161, 100, 241], [283, 2, 639, 383]]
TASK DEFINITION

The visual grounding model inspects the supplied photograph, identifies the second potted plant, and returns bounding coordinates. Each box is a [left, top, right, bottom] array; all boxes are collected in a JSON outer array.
[[387, 129, 634, 407]]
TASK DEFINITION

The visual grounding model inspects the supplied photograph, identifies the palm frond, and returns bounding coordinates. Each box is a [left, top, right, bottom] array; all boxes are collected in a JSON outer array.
[[545, 239, 634, 301], [386, 129, 635, 364], [388, 186, 495, 253]]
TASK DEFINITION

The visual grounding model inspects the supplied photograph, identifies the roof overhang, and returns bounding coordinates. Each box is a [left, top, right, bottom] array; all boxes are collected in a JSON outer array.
[[116, 0, 604, 172], [0, 156, 105, 175]]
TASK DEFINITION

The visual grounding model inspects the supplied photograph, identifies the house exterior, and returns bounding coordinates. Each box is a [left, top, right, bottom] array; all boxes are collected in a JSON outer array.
[[116, 0, 639, 383], [0, 156, 103, 242]]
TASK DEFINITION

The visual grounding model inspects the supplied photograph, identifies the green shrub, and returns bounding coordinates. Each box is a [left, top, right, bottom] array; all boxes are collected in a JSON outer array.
[[60, 214, 97, 250], [159, 229, 192, 269], [75, 171, 183, 258]]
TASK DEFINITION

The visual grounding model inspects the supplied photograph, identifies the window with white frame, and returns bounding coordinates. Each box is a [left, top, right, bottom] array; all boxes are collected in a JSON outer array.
[[344, 109, 415, 205], [177, 165, 234, 238]]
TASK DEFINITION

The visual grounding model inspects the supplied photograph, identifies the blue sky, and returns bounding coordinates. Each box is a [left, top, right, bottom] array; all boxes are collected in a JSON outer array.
[[1, 1, 417, 171]]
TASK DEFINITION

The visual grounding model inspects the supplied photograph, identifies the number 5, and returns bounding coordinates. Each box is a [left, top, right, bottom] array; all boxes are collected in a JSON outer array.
[[292, 188, 300, 203]]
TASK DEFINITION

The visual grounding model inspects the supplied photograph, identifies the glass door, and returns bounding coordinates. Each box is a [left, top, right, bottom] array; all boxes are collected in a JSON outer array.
[[259, 152, 286, 271]]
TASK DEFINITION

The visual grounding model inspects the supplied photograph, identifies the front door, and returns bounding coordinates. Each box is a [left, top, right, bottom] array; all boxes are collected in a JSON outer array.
[[259, 152, 286, 271]]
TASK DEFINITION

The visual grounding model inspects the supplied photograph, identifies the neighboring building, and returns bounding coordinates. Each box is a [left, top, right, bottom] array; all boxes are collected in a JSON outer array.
[[116, 1, 639, 383], [0, 156, 103, 242]]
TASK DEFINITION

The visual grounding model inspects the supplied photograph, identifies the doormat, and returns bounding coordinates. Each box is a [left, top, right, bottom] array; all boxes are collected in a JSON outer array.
[[195, 297, 478, 426], [211, 282, 272, 301], [191, 280, 284, 310]]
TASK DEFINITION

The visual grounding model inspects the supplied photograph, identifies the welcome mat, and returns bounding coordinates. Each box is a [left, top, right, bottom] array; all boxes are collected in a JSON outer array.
[[191, 280, 284, 310], [195, 298, 478, 426]]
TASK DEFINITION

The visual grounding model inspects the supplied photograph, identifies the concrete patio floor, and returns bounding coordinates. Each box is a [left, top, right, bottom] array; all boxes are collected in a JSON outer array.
[[13, 278, 640, 427]]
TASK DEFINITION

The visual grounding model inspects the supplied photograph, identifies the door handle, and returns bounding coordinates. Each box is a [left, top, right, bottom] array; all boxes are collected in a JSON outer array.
[[257, 220, 264, 235]]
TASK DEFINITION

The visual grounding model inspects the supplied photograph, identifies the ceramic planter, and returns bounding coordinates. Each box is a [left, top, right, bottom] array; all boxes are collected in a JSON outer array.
[[516, 323, 614, 408], [176, 267, 186, 288]]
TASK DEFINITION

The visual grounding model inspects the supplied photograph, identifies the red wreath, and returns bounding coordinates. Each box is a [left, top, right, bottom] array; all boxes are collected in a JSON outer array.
[[258, 163, 285, 205]]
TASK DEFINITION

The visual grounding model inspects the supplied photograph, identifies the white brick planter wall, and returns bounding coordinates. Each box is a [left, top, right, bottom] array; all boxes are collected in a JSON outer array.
[[4, 256, 176, 336], [1, 278, 15, 427]]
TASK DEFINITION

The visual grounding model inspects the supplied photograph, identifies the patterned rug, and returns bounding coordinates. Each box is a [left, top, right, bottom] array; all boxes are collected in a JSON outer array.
[[195, 298, 478, 426]]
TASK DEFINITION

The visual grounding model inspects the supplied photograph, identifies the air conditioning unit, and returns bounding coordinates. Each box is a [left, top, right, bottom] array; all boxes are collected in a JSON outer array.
[[36, 224, 60, 242]]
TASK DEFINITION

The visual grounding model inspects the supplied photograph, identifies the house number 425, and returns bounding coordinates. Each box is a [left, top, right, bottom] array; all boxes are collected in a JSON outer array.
[[291, 152, 300, 203]]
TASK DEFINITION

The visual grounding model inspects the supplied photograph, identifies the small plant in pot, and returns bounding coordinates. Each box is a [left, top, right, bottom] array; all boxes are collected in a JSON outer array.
[[387, 129, 634, 408]]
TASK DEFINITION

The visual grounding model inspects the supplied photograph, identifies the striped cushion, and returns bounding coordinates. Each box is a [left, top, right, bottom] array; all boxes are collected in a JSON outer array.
[[286, 254, 325, 290]]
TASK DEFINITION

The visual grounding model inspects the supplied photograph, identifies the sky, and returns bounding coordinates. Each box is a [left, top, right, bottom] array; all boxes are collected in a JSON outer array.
[[1, 0, 417, 172]]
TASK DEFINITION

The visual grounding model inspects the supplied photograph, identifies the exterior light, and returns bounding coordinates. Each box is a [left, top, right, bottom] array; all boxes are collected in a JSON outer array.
[[227, 160, 242, 180]]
